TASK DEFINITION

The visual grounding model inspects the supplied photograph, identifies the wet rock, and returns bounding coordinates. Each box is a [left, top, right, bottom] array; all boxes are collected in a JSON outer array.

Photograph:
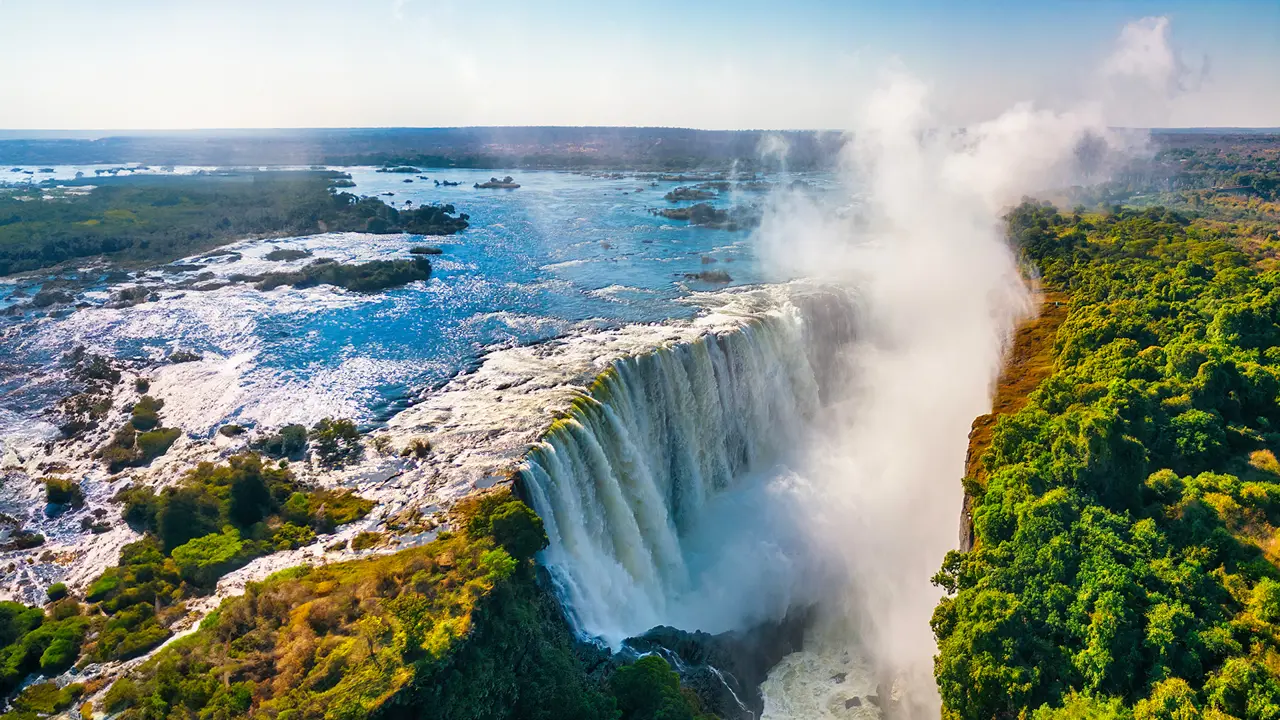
[[621, 606, 812, 720], [167, 350, 203, 364], [683, 270, 732, 283], [31, 290, 74, 308], [846, 697, 862, 708]]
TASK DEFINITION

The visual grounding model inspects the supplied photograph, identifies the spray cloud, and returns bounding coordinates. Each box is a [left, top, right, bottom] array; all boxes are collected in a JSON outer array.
[[754, 16, 1193, 716]]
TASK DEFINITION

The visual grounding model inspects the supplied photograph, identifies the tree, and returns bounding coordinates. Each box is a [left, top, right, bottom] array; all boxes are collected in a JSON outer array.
[[157, 487, 220, 553], [228, 464, 273, 527], [490, 502, 548, 560], [609, 656, 697, 720]]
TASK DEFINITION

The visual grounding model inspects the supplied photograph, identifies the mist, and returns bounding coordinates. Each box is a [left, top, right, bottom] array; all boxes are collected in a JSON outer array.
[[753, 16, 1190, 716]]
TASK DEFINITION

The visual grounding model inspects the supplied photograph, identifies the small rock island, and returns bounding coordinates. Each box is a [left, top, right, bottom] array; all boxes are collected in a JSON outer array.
[[474, 176, 521, 189]]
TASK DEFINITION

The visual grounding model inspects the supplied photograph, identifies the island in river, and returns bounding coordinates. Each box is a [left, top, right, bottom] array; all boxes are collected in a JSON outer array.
[[0, 171, 470, 276]]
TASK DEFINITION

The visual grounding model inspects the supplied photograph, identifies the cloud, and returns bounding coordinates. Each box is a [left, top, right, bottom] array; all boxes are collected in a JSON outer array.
[[1098, 16, 1209, 126]]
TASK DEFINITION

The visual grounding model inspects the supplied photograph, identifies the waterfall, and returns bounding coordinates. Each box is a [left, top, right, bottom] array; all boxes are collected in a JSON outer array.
[[519, 290, 855, 645]]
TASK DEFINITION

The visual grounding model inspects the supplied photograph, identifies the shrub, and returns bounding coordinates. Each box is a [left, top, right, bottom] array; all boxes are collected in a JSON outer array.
[[218, 423, 245, 437], [256, 423, 307, 458], [171, 530, 246, 587], [489, 502, 548, 560], [44, 478, 84, 509], [273, 523, 316, 550], [403, 437, 432, 458], [610, 655, 701, 720], [129, 395, 163, 431], [9, 681, 83, 715], [136, 428, 180, 461], [45, 583, 68, 603], [310, 417, 362, 467], [351, 531, 383, 551]]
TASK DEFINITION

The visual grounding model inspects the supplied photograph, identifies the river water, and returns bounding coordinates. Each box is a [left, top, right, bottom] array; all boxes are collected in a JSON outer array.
[[0, 166, 834, 443]]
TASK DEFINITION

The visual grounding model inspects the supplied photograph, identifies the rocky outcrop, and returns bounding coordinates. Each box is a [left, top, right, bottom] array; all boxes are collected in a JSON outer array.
[[621, 607, 812, 720], [474, 176, 520, 189]]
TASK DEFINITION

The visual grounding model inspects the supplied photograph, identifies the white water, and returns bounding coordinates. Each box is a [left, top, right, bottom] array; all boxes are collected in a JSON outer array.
[[520, 291, 856, 646]]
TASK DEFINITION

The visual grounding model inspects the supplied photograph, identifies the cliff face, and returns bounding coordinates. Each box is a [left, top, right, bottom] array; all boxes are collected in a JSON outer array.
[[959, 290, 1069, 551]]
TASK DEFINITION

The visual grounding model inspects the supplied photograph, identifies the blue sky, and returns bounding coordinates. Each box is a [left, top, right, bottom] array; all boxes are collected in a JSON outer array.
[[0, 0, 1276, 129]]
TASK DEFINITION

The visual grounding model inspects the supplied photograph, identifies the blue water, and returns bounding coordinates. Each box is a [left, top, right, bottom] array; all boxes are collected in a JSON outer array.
[[0, 167, 827, 440]]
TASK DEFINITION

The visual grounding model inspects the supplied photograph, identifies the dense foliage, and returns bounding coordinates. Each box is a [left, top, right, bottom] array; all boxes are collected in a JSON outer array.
[[0, 172, 468, 276], [935, 203, 1280, 718], [0, 600, 89, 702], [97, 395, 181, 472], [101, 489, 714, 720], [254, 256, 433, 293], [76, 453, 372, 666]]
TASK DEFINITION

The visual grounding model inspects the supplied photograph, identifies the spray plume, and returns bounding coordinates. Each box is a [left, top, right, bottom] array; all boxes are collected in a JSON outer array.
[[754, 16, 1191, 716]]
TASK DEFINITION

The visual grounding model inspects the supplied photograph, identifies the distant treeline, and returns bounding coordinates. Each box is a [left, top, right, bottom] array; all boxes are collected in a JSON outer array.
[[0, 127, 848, 171], [0, 172, 468, 276]]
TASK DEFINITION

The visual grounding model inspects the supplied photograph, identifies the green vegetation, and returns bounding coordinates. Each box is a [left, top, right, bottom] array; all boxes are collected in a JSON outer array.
[[1, 680, 86, 720], [612, 656, 715, 720], [663, 187, 715, 202], [402, 437, 432, 458], [264, 247, 313, 261], [97, 395, 181, 472], [309, 417, 362, 467], [933, 202, 1280, 719], [255, 423, 308, 459], [0, 599, 91, 703], [350, 530, 384, 551], [656, 202, 761, 230], [101, 488, 715, 720], [219, 423, 246, 437], [77, 453, 373, 664], [0, 172, 469, 276], [327, 193, 469, 235], [43, 478, 84, 509], [255, 256, 432, 293]]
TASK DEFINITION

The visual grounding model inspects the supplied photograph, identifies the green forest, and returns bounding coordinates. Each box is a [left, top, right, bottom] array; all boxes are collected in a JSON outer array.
[[90, 488, 714, 720], [0, 454, 372, 720], [0, 172, 469, 276], [935, 198, 1280, 718]]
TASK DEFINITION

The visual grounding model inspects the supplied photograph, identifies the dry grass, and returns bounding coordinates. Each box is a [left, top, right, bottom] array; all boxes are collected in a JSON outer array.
[[965, 290, 1069, 488]]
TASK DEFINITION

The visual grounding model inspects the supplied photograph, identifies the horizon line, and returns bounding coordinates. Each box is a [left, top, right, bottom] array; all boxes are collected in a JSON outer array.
[[1, 125, 1278, 138]]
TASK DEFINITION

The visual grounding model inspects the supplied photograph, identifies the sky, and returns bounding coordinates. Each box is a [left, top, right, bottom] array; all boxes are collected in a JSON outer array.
[[0, 0, 1277, 131]]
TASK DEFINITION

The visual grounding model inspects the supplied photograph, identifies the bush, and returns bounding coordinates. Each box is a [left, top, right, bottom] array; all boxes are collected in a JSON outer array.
[[9, 681, 83, 715], [403, 437, 432, 458], [610, 655, 702, 720], [310, 417, 362, 467], [171, 530, 246, 587], [45, 583, 68, 603], [273, 523, 316, 550], [256, 424, 307, 458], [129, 395, 163, 431], [136, 427, 180, 461], [44, 478, 84, 509], [218, 423, 245, 437], [350, 531, 383, 551], [489, 502, 548, 560]]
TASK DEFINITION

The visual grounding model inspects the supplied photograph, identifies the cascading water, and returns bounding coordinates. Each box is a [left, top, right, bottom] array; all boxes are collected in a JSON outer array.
[[519, 290, 856, 646]]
